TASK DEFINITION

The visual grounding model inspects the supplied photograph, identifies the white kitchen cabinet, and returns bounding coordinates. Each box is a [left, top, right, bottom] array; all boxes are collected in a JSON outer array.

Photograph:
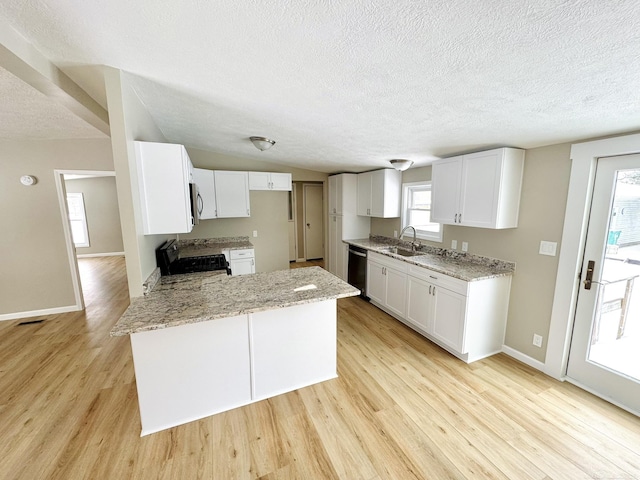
[[223, 248, 255, 276], [192, 168, 217, 220], [430, 283, 467, 353], [328, 174, 370, 280], [368, 252, 511, 363], [214, 171, 251, 218], [357, 169, 402, 218], [248, 172, 292, 191], [367, 252, 408, 318], [134, 141, 194, 235], [431, 147, 525, 229]]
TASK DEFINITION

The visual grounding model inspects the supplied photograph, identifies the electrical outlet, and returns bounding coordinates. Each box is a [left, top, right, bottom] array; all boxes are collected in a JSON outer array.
[[394, 230, 398, 238], [461, 242, 468, 252], [253, 230, 258, 238], [451, 240, 458, 249], [533, 334, 543, 347]]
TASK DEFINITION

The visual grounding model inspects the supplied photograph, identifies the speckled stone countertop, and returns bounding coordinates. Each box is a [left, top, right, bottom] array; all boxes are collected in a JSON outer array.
[[177, 236, 254, 258], [346, 235, 515, 281], [110, 267, 359, 337]]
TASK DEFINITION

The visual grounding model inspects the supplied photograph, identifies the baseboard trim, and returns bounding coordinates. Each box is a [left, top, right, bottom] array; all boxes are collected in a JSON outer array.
[[501, 345, 546, 372], [0, 304, 83, 322], [76, 252, 125, 258]]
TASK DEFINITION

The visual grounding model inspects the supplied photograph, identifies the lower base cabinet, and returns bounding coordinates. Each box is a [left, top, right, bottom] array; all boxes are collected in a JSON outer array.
[[367, 255, 407, 318], [368, 252, 510, 363]]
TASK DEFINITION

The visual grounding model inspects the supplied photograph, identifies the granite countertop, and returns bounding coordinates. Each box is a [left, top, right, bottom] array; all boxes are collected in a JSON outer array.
[[177, 236, 254, 258], [111, 267, 359, 337], [346, 235, 515, 282]]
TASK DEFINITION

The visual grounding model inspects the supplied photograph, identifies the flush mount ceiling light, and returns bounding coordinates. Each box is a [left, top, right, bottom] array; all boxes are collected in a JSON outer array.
[[390, 159, 413, 172], [250, 136, 276, 151]]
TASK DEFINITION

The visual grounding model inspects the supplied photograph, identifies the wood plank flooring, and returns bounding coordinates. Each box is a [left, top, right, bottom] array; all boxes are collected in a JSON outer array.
[[1, 256, 639, 479]]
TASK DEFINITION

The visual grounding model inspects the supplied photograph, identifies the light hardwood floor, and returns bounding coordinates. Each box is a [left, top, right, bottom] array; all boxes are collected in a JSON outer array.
[[1, 256, 639, 479]]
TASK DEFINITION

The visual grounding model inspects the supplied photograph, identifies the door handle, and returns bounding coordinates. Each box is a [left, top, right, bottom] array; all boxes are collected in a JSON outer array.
[[583, 260, 595, 290], [307, 223, 311, 228]]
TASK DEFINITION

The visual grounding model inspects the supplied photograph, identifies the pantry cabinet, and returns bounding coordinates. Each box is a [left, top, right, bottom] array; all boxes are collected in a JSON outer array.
[[357, 169, 402, 218], [134, 141, 194, 235], [431, 147, 525, 229], [328, 174, 370, 280]]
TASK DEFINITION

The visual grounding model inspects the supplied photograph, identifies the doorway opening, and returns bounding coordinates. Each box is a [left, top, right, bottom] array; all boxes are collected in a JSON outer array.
[[291, 181, 325, 264], [54, 170, 126, 311]]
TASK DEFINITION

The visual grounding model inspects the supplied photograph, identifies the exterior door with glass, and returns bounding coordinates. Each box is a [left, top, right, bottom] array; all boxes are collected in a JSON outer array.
[[567, 154, 640, 414]]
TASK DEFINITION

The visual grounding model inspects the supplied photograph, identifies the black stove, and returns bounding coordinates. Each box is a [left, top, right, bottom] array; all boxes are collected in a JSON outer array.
[[156, 240, 230, 276]]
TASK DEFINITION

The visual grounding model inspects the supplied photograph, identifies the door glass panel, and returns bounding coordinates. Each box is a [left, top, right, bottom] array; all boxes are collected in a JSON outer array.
[[587, 168, 640, 382]]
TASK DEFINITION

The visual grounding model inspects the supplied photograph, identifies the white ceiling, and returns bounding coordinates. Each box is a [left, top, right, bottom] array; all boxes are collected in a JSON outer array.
[[1, 0, 640, 173]]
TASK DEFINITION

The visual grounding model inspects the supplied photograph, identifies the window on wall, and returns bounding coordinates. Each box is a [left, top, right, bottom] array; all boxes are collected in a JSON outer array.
[[401, 181, 442, 242], [66, 192, 90, 248]]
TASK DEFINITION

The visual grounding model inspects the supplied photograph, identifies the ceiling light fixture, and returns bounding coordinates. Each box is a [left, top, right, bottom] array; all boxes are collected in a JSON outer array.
[[390, 159, 413, 172], [250, 136, 276, 151]]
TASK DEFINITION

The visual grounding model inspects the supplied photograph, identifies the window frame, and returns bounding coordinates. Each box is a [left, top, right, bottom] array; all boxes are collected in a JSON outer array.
[[401, 181, 442, 243], [66, 192, 90, 248]]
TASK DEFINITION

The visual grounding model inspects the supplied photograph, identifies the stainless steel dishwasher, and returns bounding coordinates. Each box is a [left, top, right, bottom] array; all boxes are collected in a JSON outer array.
[[347, 245, 368, 299]]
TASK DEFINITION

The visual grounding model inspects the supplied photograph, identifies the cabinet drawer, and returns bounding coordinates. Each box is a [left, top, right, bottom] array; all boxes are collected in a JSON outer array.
[[230, 249, 254, 260], [368, 251, 409, 273], [407, 265, 467, 296]]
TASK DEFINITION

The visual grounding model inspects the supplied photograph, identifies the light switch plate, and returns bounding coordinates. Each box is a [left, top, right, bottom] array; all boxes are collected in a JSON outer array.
[[461, 242, 468, 252], [539, 241, 557, 256], [253, 230, 258, 238]]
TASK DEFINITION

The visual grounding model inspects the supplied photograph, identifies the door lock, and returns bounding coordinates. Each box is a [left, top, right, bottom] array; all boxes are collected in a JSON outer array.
[[583, 260, 595, 290]]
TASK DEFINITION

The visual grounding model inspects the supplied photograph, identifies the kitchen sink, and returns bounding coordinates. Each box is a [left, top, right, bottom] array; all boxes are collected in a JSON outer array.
[[381, 246, 422, 257]]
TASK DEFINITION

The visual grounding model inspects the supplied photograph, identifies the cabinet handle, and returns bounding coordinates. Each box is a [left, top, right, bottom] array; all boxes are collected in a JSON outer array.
[[454, 213, 458, 223], [429, 275, 437, 280], [432, 286, 436, 296], [251, 259, 254, 266], [247, 209, 250, 215], [429, 285, 432, 294]]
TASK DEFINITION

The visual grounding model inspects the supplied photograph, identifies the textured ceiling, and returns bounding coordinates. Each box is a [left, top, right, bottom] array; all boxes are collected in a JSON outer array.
[[0, 67, 106, 140], [1, 0, 640, 172]]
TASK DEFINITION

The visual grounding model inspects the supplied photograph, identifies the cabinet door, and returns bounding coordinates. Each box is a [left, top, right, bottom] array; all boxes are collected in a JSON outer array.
[[135, 141, 193, 234], [431, 156, 462, 225], [193, 168, 217, 219], [366, 260, 386, 304], [431, 286, 467, 353], [385, 265, 407, 318], [329, 175, 345, 215], [406, 275, 434, 331], [369, 169, 401, 218], [357, 172, 371, 216], [459, 151, 501, 228], [214, 171, 251, 217], [269, 173, 292, 191], [327, 215, 337, 275], [335, 220, 347, 280], [231, 257, 255, 276], [248, 172, 271, 190]]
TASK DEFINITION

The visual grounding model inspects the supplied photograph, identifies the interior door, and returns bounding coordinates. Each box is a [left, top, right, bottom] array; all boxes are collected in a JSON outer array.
[[303, 184, 324, 260], [567, 154, 640, 414]]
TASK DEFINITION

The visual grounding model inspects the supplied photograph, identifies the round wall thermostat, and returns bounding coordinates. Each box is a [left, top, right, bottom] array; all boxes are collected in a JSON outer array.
[[20, 175, 37, 186]]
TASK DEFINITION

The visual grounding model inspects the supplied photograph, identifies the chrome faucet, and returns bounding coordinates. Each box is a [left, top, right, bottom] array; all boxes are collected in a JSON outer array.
[[400, 225, 419, 251]]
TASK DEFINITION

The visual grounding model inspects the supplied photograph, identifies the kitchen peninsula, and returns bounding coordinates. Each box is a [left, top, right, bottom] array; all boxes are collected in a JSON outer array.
[[111, 267, 359, 436]]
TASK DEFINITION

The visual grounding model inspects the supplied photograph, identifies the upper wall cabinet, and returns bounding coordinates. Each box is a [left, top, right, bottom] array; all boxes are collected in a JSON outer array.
[[431, 147, 525, 229], [134, 141, 194, 235], [248, 172, 292, 191], [194, 169, 253, 219], [356, 169, 402, 218], [192, 168, 217, 220], [214, 171, 251, 217]]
